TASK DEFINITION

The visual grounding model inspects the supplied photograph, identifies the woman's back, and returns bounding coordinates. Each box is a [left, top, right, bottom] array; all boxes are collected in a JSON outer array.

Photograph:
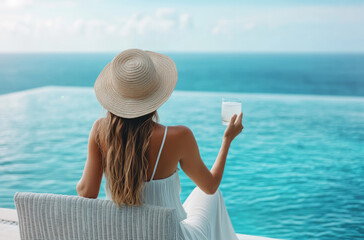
[[104, 125, 188, 221], [145, 123, 182, 181], [97, 120, 183, 181]]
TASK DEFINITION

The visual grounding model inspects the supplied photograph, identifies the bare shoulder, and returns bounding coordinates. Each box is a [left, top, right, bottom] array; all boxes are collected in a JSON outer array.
[[163, 125, 194, 159], [90, 118, 107, 154], [94, 117, 106, 126], [90, 118, 106, 143], [166, 125, 195, 143], [92, 117, 106, 132], [167, 125, 192, 135]]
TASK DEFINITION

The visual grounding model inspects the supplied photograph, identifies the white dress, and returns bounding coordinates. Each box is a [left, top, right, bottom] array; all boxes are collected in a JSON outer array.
[[105, 126, 239, 240]]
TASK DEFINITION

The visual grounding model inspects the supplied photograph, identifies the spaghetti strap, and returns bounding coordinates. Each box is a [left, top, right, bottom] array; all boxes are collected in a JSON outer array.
[[150, 126, 168, 180]]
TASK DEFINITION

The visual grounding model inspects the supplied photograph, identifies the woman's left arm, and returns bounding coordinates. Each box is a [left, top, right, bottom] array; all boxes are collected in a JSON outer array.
[[76, 119, 103, 198]]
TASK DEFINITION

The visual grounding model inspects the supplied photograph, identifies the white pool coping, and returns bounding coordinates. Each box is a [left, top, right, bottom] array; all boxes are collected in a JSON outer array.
[[0, 207, 280, 240]]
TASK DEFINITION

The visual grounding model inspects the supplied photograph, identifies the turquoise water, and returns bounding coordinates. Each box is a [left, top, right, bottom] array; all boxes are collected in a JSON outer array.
[[0, 86, 363, 239], [1, 53, 364, 96]]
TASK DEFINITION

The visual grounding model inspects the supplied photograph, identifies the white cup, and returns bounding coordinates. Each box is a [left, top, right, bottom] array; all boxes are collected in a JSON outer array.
[[221, 97, 242, 126]]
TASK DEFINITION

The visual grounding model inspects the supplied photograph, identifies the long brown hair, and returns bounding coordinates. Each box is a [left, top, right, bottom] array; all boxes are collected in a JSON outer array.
[[95, 110, 159, 206]]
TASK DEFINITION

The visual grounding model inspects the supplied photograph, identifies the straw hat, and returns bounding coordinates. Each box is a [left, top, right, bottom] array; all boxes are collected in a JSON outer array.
[[94, 49, 177, 118]]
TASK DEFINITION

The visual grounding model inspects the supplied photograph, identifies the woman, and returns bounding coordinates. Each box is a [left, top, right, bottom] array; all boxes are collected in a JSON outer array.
[[76, 49, 244, 240]]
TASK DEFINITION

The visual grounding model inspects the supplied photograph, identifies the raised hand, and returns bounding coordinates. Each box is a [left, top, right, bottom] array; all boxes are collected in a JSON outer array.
[[223, 112, 244, 142]]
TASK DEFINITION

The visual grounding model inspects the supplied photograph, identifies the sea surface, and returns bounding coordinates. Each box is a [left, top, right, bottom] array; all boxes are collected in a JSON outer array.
[[1, 53, 364, 96], [1, 87, 364, 240], [0, 54, 364, 240]]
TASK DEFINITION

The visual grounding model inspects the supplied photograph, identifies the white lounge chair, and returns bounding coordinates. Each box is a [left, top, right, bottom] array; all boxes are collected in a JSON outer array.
[[0, 192, 280, 240]]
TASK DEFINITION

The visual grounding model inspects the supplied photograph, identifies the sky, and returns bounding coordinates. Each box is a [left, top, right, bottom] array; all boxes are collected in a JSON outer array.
[[0, 0, 364, 53]]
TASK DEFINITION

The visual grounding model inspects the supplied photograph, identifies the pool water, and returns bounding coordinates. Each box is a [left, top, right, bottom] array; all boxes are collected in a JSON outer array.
[[0, 86, 363, 240]]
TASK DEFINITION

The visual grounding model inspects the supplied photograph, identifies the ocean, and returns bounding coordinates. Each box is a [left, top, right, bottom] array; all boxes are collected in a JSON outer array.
[[0, 53, 364, 240], [1, 53, 364, 96]]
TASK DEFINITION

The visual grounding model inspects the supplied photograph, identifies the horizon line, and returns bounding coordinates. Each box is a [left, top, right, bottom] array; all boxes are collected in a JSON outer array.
[[1, 50, 364, 55]]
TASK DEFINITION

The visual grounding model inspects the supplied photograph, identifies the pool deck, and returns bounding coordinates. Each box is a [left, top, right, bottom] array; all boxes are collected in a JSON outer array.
[[0, 207, 280, 240]]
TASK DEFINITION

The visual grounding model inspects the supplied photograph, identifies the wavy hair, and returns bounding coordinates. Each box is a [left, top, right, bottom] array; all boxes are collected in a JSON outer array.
[[95, 110, 159, 206]]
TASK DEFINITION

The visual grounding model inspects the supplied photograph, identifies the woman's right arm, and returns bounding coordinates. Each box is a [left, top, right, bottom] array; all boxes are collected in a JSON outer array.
[[179, 113, 243, 194]]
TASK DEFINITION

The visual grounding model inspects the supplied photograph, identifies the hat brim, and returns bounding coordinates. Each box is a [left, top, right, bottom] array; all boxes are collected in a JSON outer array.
[[94, 50, 177, 118]]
